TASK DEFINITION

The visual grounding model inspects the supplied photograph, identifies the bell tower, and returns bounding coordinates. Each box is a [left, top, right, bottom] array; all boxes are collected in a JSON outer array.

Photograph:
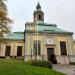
[[33, 2, 44, 22]]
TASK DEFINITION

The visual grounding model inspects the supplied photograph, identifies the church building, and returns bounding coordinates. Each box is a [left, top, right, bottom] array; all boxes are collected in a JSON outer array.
[[24, 3, 75, 64], [0, 3, 75, 64]]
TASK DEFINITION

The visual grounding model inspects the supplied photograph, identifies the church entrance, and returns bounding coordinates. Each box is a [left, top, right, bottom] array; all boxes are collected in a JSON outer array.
[[47, 48, 57, 64]]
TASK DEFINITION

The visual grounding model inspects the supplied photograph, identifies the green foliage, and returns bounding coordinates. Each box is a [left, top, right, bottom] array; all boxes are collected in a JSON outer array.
[[0, 59, 66, 75], [27, 60, 53, 69], [0, 0, 13, 34], [70, 62, 75, 65]]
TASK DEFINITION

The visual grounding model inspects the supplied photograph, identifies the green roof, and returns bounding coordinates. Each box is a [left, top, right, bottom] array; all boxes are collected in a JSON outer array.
[[3, 32, 24, 40], [26, 21, 73, 35]]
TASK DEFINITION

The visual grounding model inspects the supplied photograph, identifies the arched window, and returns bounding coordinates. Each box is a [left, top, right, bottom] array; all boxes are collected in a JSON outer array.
[[38, 15, 42, 20]]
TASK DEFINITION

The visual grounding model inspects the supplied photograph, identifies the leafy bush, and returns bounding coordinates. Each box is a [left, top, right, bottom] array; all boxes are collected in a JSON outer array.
[[27, 60, 52, 69], [70, 62, 75, 65]]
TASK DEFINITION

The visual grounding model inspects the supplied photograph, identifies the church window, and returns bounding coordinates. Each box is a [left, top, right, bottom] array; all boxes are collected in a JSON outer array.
[[17, 46, 22, 56], [38, 15, 42, 20], [33, 40, 41, 56], [60, 41, 67, 55], [5, 46, 11, 56]]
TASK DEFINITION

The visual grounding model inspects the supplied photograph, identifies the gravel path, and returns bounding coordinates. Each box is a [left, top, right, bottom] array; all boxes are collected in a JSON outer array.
[[53, 64, 75, 75]]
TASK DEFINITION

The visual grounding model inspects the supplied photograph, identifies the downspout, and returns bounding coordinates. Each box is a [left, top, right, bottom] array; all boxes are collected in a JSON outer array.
[[24, 24, 26, 61]]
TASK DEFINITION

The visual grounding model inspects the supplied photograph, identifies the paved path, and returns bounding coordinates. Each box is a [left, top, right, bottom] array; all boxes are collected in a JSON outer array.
[[53, 64, 75, 75]]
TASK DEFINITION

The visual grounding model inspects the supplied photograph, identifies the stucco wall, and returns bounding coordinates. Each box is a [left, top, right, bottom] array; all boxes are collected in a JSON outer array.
[[69, 42, 75, 62], [56, 35, 74, 55], [25, 34, 46, 56], [74, 42, 75, 51], [0, 43, 5, 57], [0, 41, 24, 57], [25, 33, 74, 64]]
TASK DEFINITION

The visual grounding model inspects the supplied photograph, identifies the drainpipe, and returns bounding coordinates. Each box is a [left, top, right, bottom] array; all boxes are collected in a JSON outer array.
[[24, 24, 26, 61]]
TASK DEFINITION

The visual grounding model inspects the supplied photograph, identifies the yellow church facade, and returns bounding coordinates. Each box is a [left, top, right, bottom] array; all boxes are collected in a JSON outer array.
[[24, 3, 75, 64], [0, 3, 75, 64], [0, 32, 24, 58], [25, 23, 75, 64]]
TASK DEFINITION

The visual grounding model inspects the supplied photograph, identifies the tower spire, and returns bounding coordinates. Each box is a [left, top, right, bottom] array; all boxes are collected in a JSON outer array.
[[33, 2, 44, 22], [36, 2, 41, 10]]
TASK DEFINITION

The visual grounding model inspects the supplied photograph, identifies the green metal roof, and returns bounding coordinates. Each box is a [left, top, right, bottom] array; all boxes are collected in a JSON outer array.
[[3, 32, 24, 40], [26, 21, 73, 35]]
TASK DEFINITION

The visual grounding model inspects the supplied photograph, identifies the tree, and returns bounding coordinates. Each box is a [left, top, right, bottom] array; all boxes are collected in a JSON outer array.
[[0, 0, 12, 36]]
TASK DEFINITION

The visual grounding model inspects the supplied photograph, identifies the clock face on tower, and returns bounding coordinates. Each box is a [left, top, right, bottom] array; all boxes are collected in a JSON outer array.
[[46, 38, 54, 44]]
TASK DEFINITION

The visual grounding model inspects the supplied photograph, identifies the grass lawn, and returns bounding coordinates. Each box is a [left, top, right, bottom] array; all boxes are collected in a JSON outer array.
[[0, 59, 66, 75]]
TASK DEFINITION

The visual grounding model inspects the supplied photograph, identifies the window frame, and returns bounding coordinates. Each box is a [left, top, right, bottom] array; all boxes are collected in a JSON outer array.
[[17, 46, 22, 56], [5, 46, 11, 56], [60, 41, 67, 55], [33, 40, 41, 56]]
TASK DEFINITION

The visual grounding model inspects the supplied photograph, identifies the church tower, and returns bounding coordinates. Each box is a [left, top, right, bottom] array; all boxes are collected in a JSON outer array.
[[33, 2, 44, 22]]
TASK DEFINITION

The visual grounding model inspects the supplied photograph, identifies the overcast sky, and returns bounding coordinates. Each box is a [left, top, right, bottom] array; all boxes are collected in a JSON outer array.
[[7, 0, 75, 38]]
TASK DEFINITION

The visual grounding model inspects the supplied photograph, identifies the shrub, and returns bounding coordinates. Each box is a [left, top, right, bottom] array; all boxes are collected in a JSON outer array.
[[70, 62, 75, 65], [27, 60, 52, 69]]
